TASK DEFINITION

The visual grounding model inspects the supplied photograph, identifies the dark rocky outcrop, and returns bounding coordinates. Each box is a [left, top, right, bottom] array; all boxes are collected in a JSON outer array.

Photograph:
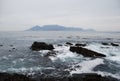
[[0, 73, 34, 81], [75, 43, 86, 47], [31, 42, 54, 51], [111, 43, 119, 46], [70, 46, 106, 57], [0, 73, 119, 81], [34, 73, 119, 81], [66, 42, 73, 45]]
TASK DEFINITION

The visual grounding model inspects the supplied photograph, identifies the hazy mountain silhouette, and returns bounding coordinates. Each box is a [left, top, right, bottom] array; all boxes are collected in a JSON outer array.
[[27, 25, 95, 31]]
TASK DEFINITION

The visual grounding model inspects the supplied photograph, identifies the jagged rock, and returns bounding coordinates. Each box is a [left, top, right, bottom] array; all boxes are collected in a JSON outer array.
[[111, 43, 119, 46], [75, 43, 86, 47], [70, 46, 106, 57], [0, 73, 34, 81], [31, 42, 54, 51], [66, 42, 73, 45]]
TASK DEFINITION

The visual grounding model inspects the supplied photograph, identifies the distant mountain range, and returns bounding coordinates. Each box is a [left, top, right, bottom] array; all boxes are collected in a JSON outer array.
[[27, 25, 95, 31]]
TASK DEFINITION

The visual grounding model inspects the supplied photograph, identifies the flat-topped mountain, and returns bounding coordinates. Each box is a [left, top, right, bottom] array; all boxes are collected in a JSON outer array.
[[27, 25, 95, 31]]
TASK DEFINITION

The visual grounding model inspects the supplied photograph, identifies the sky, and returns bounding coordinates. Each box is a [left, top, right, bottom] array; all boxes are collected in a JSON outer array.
[[0, 0, 120, 31]]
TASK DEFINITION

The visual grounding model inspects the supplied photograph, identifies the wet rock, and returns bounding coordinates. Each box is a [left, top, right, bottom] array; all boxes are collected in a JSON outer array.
[[10, 45, 13, 47], [0, 73, 34, 81], [66, 42, 73, 45], [12, 48, 16, 49], [75, 43, 86, 47], [44, 51, 57, 57], [70, 46, 106, 57], [102, 43, 109, 45], [0, 73, 119, 81], [57, 44, 62, 46], [111, 43, 119, 46], [31, 42, 54, 51], [34, 73, 119, 81], [106, 38, 112, 40], [101, 47, 109, 49], [70, 73, 119, 81], [9, 50, 12, 52], [0, 45, 3, 47]]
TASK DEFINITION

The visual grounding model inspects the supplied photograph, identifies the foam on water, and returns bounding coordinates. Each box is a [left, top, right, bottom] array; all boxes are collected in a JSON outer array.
[[85, 43, 120, 62], [49, 45, 82, 62], [70, 58, 104, 74]]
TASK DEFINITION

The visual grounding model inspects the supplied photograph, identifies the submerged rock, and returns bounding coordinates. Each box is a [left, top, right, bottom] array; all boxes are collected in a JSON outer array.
[[70, 46, 106, 57], [31, 42, 54, 51]]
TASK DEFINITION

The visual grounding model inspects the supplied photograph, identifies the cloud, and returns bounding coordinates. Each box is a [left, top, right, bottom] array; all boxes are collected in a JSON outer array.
[[0, 0, 120, 31]]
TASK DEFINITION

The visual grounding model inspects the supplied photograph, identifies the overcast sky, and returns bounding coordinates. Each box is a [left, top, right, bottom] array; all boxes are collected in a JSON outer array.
[[0, 0, 120, 31]]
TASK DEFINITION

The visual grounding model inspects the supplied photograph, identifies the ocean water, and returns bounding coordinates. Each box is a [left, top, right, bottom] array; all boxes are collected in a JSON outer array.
[[0, 31, 120, 79]]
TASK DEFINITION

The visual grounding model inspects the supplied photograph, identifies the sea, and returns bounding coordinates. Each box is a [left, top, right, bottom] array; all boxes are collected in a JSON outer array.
[[0, 31, 120, 79]]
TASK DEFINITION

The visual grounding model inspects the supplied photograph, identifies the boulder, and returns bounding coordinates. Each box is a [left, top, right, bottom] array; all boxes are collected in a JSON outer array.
[[31, 42, 54, 51], [70, 46, 106, 57], [75, 43, 86, 47]]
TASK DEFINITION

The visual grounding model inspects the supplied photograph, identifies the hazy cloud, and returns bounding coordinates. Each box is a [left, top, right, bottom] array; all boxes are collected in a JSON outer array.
[[0, 0, 120, 31]]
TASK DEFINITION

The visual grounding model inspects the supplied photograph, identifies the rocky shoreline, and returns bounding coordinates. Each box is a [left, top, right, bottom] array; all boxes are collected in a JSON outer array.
[[0, 41, 120, 81], [0, 72, 119, 81]]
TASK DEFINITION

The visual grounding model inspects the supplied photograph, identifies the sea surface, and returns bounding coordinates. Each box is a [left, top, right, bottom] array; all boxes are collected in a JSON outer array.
[[0, 31, 120, 79]]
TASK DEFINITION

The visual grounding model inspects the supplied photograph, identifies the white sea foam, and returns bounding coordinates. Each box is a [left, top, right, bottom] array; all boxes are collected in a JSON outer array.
[[49, 45, 81, 62], [70, 58, 104, 74], [39, 50, 50, 56], [2, 66, 55, 75], [85, 43, 120, 62]]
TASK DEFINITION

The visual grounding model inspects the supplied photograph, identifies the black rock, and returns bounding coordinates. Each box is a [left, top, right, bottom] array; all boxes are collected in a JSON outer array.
[[31, 42, 54, 51], [66, 42, 73, 45], [0, 73, 34, 81], [75, 43, 86, 47], [70, 46, 106, 57], [111, 43, 119, 46]]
